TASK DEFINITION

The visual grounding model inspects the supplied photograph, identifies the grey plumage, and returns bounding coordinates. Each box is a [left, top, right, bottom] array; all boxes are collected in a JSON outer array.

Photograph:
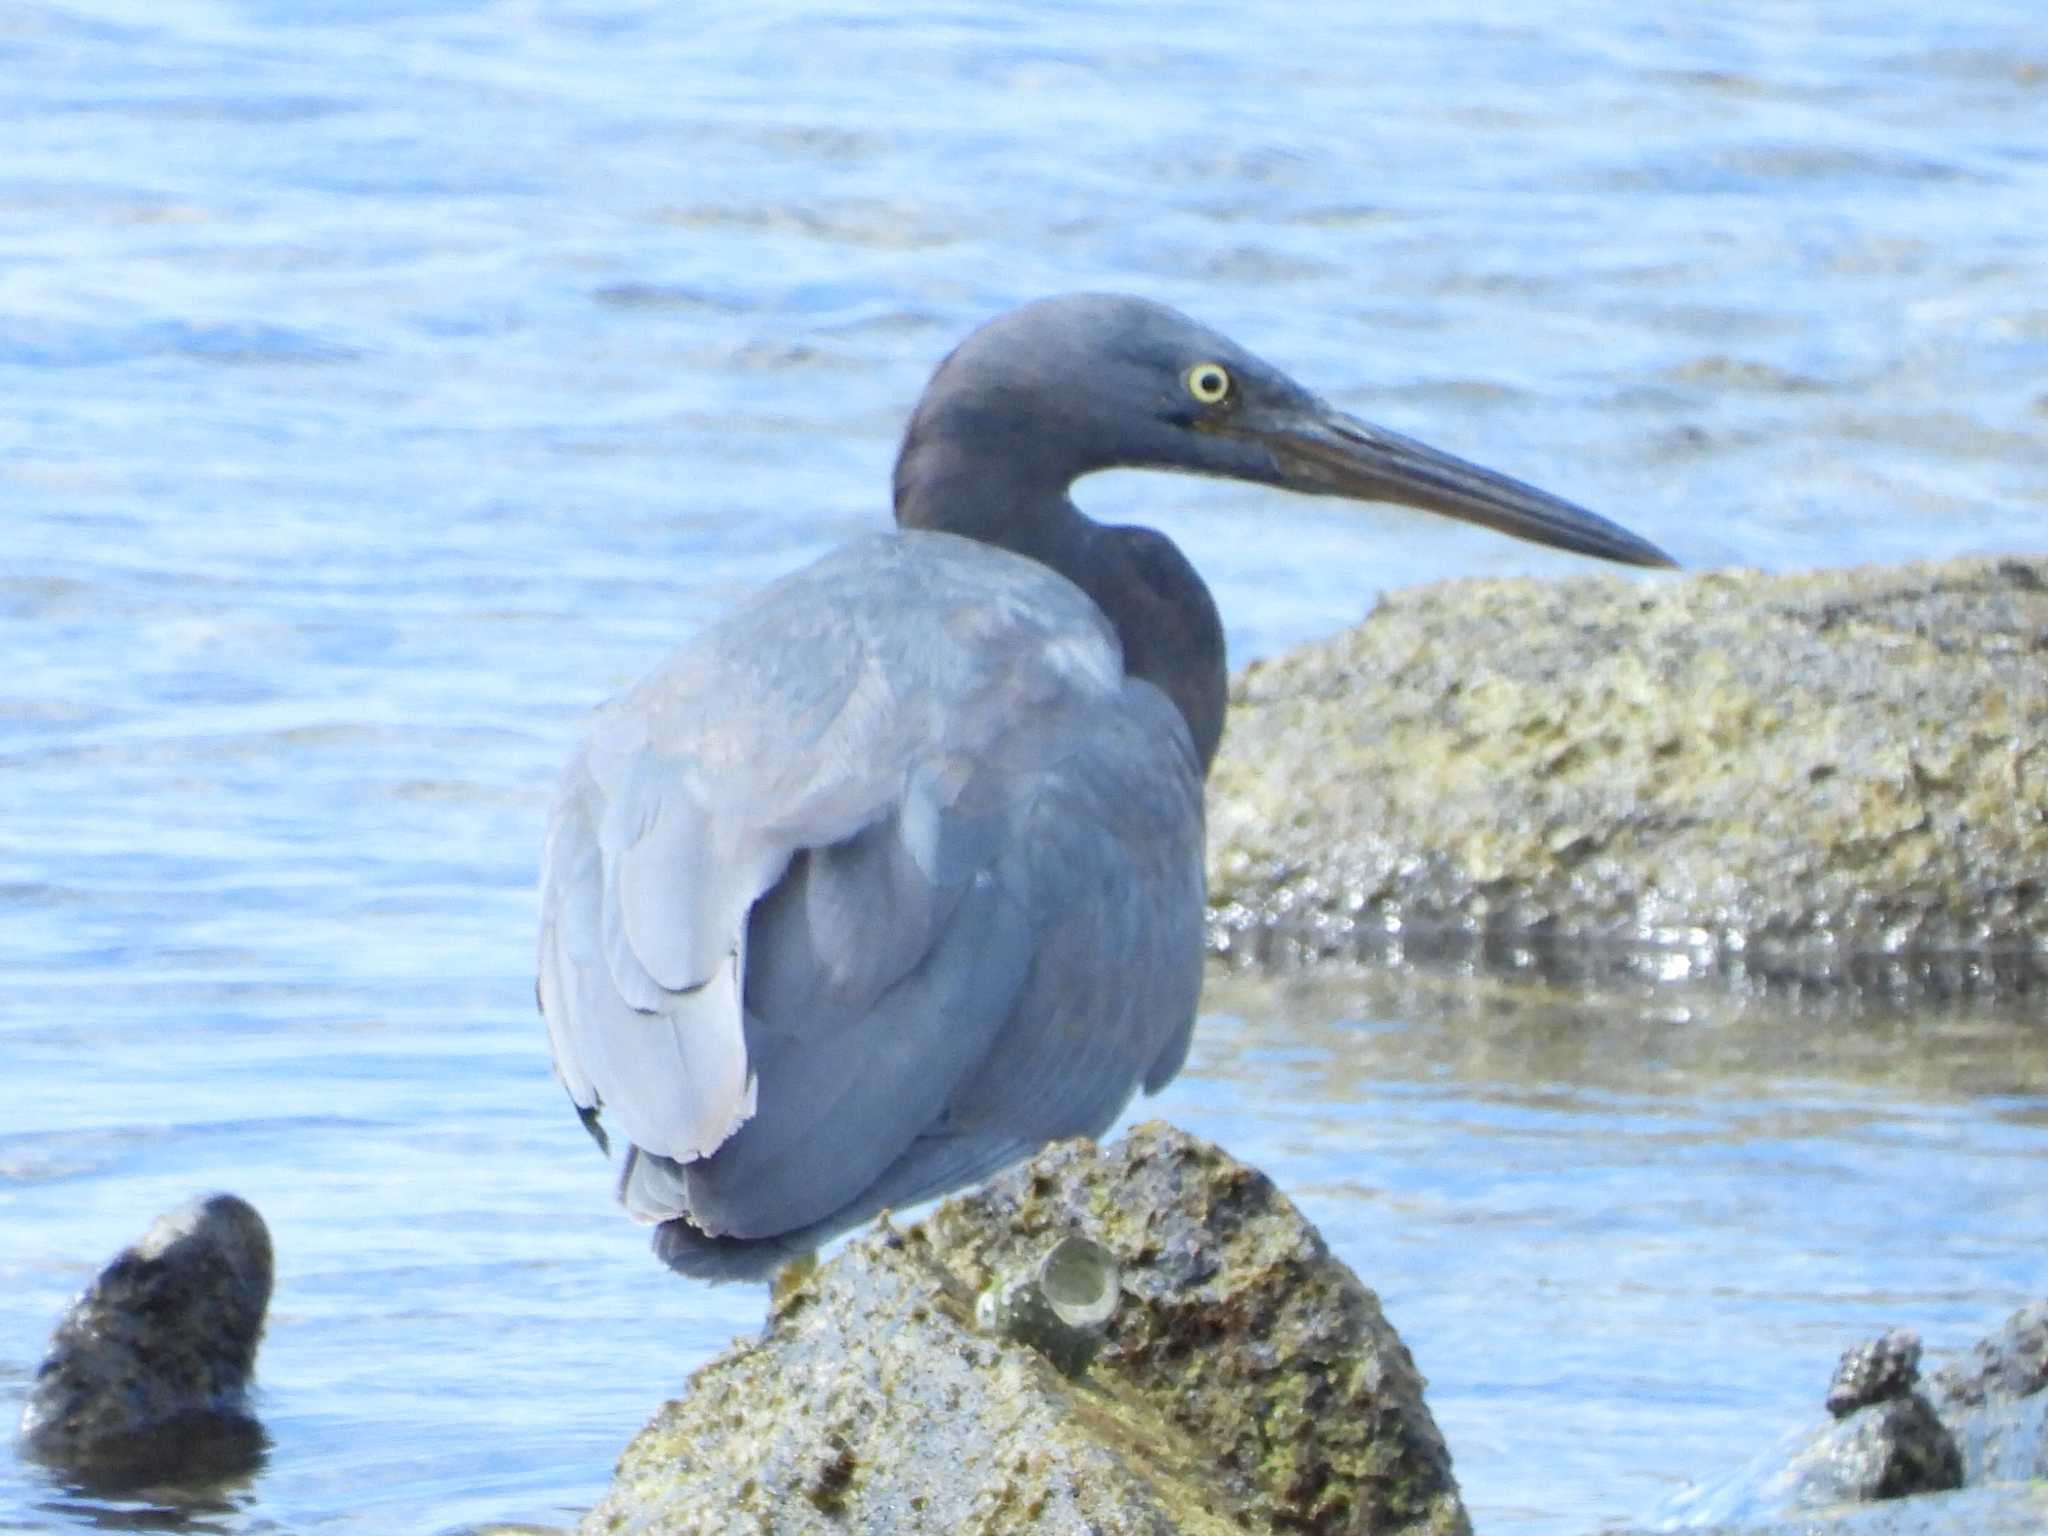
[[540, 294, 1673, 1280]]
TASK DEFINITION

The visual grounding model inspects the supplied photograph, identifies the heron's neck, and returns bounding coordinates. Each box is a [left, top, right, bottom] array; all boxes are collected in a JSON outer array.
[[893, 441, 1074, 580], [893, 420, 1069, 547], [894, 438, 1227, 774]]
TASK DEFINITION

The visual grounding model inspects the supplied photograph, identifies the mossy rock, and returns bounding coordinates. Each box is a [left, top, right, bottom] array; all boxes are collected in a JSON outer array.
[[579, 1123, 1466, 1536], [1208, 556, 2048, 993]]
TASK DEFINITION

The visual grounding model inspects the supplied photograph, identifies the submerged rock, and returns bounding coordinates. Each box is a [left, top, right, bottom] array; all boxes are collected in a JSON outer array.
[[1209, 556, 2048, 994], [580, 1123, 1467, 1536], [17, 1193, 273, 1491]]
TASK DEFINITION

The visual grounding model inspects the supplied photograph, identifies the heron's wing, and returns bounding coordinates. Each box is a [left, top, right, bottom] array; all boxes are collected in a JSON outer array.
[[539, 533, 1200, 1243], [644, 672, 1206, 1279], [867, 677, 1206, 1195]]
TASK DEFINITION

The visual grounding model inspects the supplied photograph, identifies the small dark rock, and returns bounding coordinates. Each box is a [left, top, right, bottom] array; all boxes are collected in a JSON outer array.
[[16, 1193, 273, 1492], [1828, 1329, 1924, 1419], [802, 1434, 857, 1512], [1829, 1396, 1964, 1502]]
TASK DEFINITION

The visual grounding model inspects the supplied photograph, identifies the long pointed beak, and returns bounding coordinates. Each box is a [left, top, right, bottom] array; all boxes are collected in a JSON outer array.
[[1257, 404, 1677, 569]]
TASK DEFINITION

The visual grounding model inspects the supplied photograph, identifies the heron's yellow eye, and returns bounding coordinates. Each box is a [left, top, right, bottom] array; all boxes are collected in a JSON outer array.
[[1183, 362, 1231, 405]]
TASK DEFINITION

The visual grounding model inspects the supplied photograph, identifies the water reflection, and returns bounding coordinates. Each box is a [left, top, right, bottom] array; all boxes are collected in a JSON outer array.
[[1197, 967, 2048, 1103], [26, 1459, 263, 1536], [21, 1427, 269, 1514], [1220, 916, 2048, 1006]]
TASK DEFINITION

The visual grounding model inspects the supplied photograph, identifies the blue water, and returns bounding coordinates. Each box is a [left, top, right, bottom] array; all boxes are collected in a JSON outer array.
[[3, 1, 2045, 1531]]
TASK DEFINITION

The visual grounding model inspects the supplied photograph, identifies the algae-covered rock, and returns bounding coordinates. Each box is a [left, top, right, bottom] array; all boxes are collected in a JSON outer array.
[[580, 1123, 1467, 1536], [1209, 556, 2048, 991], [922, 1124, 1465, 1536], [17, 1193, 272, 1492]]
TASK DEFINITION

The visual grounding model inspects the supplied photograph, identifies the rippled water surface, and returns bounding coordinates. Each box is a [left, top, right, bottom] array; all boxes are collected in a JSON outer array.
[[3, 1, 2045, 1531]]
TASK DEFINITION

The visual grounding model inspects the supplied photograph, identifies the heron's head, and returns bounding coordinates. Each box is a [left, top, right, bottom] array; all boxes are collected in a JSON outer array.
[[896, 292, 1674, 570]]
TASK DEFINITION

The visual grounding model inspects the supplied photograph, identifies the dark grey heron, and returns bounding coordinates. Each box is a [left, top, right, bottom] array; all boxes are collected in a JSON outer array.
[[538, 293, 1674, 1280]]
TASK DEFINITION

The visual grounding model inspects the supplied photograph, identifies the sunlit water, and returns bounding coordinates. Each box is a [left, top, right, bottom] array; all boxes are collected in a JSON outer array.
[[3, 1, 2045, 1531]]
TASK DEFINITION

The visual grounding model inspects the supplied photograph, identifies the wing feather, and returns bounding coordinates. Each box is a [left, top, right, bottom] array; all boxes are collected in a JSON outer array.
[[938, 678, 1204, 1143], [542, 760, 759, 1161]]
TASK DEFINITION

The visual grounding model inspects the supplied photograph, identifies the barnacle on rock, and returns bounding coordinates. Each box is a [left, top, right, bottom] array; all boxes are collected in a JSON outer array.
[[976, 1234, 1120, 1377]]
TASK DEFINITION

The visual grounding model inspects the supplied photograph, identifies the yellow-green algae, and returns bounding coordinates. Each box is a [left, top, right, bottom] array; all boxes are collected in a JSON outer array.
[[578, 1124, 1467, 1536], [1208, 557, 2048, 990]]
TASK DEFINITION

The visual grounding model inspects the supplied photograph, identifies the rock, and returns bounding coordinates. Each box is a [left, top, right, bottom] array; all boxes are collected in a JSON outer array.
[[1208, 556, 2048, 993], [1771, 1395, 1962, 1508], [1664, 1396, 1963, 1526], [1925, 1300, 2048, 1483], [1829, 1331, 1925, 1419], [579, 1123, 1468, 1536], [16, 1193, 273, 1491], [923, 1125, 1467, 1535], [1650, 1309, 2048, 1535]]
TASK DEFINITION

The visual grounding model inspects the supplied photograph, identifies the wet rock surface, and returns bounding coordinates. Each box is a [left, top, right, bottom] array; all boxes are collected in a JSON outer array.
[[1208, 556, 2048, 994], [1924, 1300, 2048, 1484], [1721, 1394, 1963, 1517], [579, 1123, 1467, 1536], [16, 1193, 273, 1492]]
